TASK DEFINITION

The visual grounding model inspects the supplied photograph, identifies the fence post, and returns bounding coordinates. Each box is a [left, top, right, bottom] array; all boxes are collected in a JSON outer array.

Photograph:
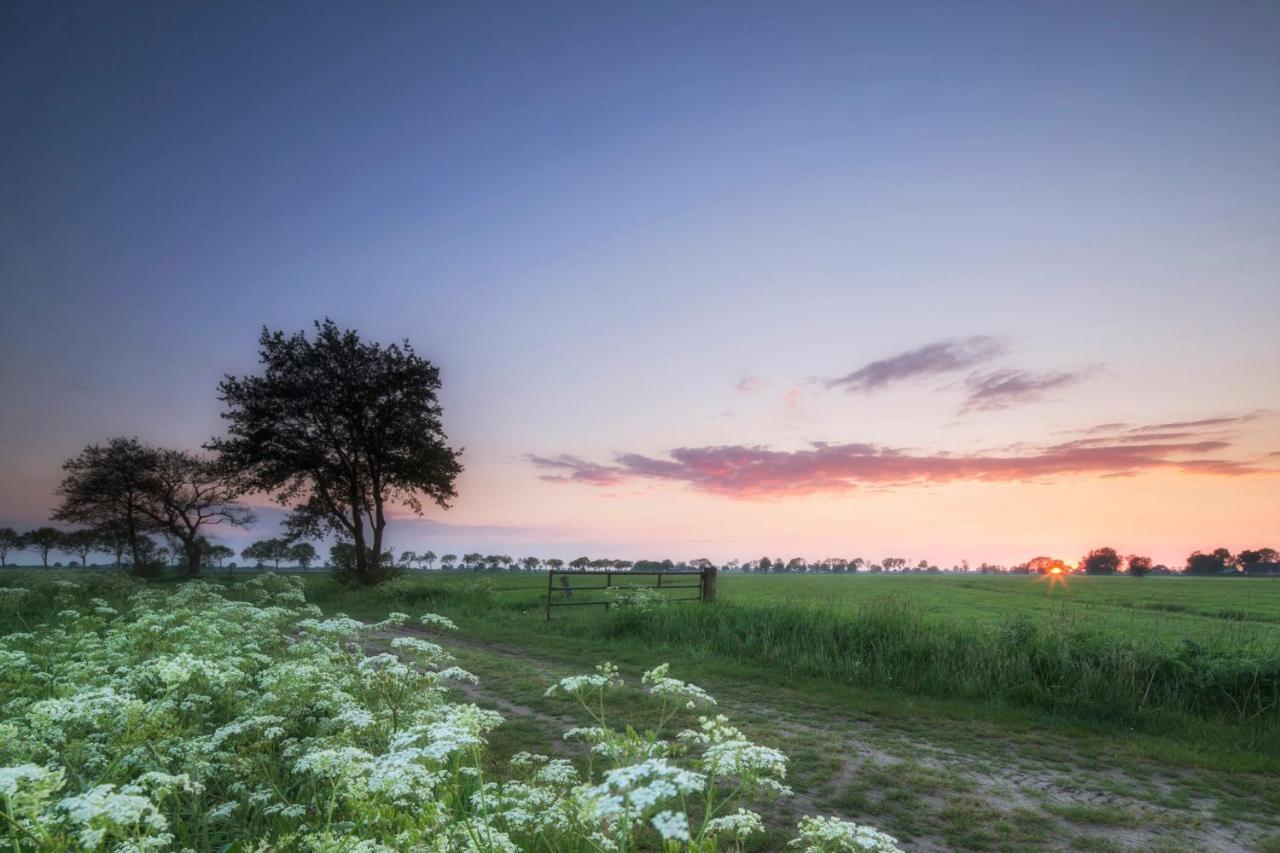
[[703, 564, 717, 602], [546, 570, 553, 621]]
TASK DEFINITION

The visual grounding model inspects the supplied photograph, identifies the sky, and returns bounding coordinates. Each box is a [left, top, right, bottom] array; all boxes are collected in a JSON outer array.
[[1, 0, 1278, 568]]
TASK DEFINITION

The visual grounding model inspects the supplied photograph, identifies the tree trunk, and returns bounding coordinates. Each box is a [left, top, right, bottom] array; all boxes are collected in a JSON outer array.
[[184, 539, 201, 577], [369, 520, 386, 585]]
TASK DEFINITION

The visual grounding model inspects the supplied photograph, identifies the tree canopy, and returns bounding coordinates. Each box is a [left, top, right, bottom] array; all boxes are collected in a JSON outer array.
[[53, 437, 250, 576], [212, 320, 462, 585]]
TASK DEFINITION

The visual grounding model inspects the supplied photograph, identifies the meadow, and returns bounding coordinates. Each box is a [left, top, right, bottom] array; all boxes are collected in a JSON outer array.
[[307, 570, 1280, 849], [5, 569, 1280, 851]]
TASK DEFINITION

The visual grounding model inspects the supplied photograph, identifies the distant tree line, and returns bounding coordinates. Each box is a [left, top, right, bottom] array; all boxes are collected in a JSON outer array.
[[344, 547, 1279, 577]]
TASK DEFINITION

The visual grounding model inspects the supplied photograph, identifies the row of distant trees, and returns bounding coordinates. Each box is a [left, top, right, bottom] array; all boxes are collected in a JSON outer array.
[[1072, 547, 1278, 576], [0, 524, 242, 571], [374, 548, 1279, 577], [0, 526, 327, 574], [6, 533, 1273, 580]]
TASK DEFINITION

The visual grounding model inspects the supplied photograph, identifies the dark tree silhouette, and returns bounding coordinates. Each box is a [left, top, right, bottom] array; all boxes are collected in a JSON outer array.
[[53, 438, 159, 575], [1082, 547, 1121, 575], [1185, 549, 1232, 575], [139, 449, 253, 576], [289, 542, 318, 569], [213, 320, 463, 585], [60, 529, 100, 568], [206, 543, 235, 570], [1126, 554, 1152, 577], [1237, 547, 1277, 567], [25, 527, 62, 567], [0, 528, 20, 567]]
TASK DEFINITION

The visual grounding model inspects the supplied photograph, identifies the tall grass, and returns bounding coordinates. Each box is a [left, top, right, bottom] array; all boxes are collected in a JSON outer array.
[[587, 597, 1280, 726], [294, 574, 1280, 735]]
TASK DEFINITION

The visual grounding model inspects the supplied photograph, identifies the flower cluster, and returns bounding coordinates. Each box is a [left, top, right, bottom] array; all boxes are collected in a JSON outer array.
[[0, 573, 901, 851]]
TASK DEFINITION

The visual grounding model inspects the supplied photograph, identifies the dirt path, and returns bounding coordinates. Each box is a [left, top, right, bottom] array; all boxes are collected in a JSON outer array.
[[370, 625, 1277, 852]]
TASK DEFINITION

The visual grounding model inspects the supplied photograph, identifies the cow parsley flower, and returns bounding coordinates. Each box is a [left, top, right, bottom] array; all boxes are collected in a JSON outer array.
[[642, 664, 716, 708], [419, 613, 458, 631], [650, 809, 690, 841], [544, 662, 622, 697], [791, 815, 903, 852], [704, 808, 765, 841]]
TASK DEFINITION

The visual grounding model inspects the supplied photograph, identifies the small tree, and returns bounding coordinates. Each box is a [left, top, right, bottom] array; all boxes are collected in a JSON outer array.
[[569, 557, 590, 571], [421, 550, 437, 570], [25, 527, 62, 568], [290, 542, 318, 570], [205, 544, 235, 571], [60, 529, 100, 569], [440, 553, 458, 570], [53, 438, 158, 576], [242, 541, 269, 568], [1126, 554, 1152, 577], [96, 524, 132, 568], [139, 449, 253, 577], [0, 528, 21, 567], [1082, 547, 1121, 575], [212, 320, 463, 585]]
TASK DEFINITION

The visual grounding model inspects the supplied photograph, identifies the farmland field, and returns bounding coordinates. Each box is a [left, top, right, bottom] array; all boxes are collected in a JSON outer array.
[[317, 571, 1280, 648], [304, 570, 1280, 850], [4, 569, 1280, 851]]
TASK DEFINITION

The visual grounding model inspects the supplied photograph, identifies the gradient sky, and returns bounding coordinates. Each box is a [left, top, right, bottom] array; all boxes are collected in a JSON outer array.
[[2, 1, 1278, 567]]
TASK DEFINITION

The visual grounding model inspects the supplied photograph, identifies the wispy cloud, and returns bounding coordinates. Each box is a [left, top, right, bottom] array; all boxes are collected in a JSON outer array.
[[825, 337, 1007, 393], [529, 434, 1272, 499], [525, 454, 627, 486], [960, 368, 1093, 412], [733, 376, 760, 393], [1068, 411, 1271, 437]]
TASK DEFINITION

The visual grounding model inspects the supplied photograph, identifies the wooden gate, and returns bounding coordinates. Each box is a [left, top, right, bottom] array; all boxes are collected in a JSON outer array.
[[545, 568, 713, 620]]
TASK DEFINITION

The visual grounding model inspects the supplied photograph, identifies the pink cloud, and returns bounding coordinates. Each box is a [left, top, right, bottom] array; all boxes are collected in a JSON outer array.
[[529, 433, 1274, 499]]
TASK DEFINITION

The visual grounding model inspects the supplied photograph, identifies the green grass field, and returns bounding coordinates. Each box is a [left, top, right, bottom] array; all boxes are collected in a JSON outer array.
[[306, 570, 1280, 743], [297, 570, 1280, 850], [317, 570, 1280, 648], [6, 568, 1279, 849]]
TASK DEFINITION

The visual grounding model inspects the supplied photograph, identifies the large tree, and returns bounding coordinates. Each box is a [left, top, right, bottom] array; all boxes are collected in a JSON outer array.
[[53, 438, 159, 575], [212, 320, 463, 585]]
